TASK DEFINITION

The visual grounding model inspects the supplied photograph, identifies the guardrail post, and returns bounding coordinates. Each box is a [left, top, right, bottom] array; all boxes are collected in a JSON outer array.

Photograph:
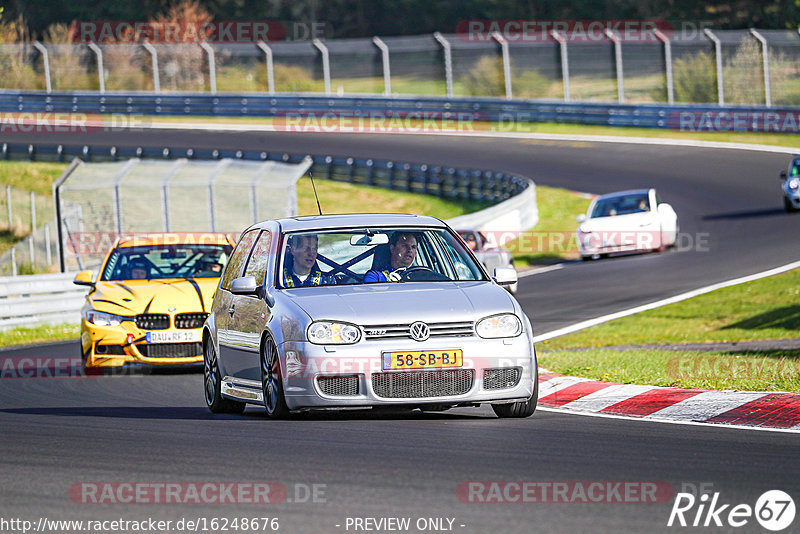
[[605, 29, 624, 103], [87, 42, 105, 93], [257, 40, 275, 94], [366, 159, 375, 185], [491, 31, 512, 99], [200, 42, 217, 94], [404, 163, 413, 192], [750, 29, 771, 107], [433, 32, 453, 98], [142, 40, 160, 92], [654, 29, 674, 104], [387, 161, 395, 189], [372, 36, 391, 96], [313, 39, 331, 95], [32, 41, 52, 93], [550, 30, 570, 102], [704, 29, 724, 105]]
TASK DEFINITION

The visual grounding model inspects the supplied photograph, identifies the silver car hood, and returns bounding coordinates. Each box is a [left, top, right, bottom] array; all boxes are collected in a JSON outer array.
[[282, 282, 515, 324]]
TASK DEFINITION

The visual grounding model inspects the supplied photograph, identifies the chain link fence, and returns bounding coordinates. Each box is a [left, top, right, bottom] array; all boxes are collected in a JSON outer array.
[[3, 30, 795, 104]]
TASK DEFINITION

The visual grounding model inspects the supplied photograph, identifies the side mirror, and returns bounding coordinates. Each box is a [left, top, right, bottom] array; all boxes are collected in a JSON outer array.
[[780, 171, 787, 180], [73, 270, 94, 287], [576, 214, 586, 223], [230, 276, 259, 295], [493, 266, 518, 286]]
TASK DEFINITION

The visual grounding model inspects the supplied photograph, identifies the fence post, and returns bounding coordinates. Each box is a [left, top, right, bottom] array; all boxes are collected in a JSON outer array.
[[200, 42, 217, 94], [142, 40, 160, 92], [433, 32, 453, 98], [45, 224, 52, 266], [32, 41, 52, 93], [605, 28, 624, 103], [703, 29, 724, 105], [550, 30, 570, 102], [372, 36, 392, 96], [491, 31, 512, 99], [6, 185, 11, 229], [256, 40, 275, 94], [312, 39, 331, 95], [29, 191, 36, 265], [654, 28, 674, 104], [87, 42, 105, 93], [11, 249, 16, 277], [749, 29, 771, 107]]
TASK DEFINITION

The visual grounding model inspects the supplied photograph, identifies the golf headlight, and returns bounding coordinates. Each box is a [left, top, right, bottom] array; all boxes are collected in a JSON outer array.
[[476, 314, 522, 339], [307, 321, 361, 344], [85, 310, 128, 327], [789, 178, 800, 191]]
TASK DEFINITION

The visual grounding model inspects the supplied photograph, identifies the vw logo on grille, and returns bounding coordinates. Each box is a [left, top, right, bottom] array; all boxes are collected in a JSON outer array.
[[409, 321, 430, 342]]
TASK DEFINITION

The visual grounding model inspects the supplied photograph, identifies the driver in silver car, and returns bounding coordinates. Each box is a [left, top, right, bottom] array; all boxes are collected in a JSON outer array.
[[364, 231, 418, 283], [283, 234, 336, 287]]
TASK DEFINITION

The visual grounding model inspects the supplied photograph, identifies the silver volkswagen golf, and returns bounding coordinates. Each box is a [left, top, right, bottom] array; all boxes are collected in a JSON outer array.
[[203, 214, 537, 419]]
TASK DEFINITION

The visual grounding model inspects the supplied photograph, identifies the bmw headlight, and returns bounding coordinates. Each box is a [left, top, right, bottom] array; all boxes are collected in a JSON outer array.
[[85, 310, 129, 327], [307, 321, 361, 344], [789, 178, 800, 191], [476, 314, 522, 339]]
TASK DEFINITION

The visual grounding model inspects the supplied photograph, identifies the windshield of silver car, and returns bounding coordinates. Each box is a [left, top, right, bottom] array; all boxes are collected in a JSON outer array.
[[277, 228, 487, 288]]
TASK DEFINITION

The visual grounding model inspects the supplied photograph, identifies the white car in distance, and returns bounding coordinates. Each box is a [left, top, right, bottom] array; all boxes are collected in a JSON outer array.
[[576, 189, 678, 260]]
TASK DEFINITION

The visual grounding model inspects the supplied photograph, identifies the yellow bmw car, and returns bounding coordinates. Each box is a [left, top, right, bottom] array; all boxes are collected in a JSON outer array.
[[73, 233, 236, 369]]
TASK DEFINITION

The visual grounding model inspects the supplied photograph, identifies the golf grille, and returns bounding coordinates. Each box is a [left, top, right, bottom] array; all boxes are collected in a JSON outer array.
[[317, 375, 360, 396], [175, 312, 208, 329], [137, 342, 202, 359], [135, 313, 170, 330], [361, 321, 474, 340], [372, 369, 474, 398], [483, 367, 522, 390]]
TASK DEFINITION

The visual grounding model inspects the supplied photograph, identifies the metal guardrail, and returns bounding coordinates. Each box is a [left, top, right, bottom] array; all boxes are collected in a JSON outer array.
[[0, 272, 84, 330], [0, 141, 529, 205], [1, 91, 797, 132]]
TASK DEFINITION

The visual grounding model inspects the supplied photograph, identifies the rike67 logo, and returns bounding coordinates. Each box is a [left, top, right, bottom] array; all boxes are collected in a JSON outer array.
[[668, 489, 795, 531]]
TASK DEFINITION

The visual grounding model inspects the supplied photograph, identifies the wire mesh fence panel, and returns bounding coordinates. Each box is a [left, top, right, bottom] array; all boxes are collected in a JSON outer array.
[[670, 34, 716, 104], [760, 30, 800, 106], [621, 41, 667, 103], [45, 44, 97, 91], [507, 41, 563, 99], [448, 38, 504, 98], [382, 35, 446, 96], [118, 161, 169, 233], [715, 30, 765, 105], [213, 43, 265, 92], [0, 44, 44, 90], [566, 39, 617, 102], [327, 38, 383, 95], [152, 43, 207, 92], [0, 219, 59, 275], [270, 41, 326, 92], [166, 160, 215, 232], [99, 43, 153, 91]]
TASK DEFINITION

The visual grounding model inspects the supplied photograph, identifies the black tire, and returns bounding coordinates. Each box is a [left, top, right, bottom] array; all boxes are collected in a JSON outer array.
[[492, 378, 538, 418], [261, 335, 290, 419], [785, 197, 798, 213], [204, 338, 246, 414]]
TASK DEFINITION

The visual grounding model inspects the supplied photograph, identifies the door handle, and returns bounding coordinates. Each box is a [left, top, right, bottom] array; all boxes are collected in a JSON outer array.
[[228, 306, 235, 317]]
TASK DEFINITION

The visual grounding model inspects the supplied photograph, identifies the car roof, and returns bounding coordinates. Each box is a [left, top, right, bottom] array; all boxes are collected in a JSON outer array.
[[256, 213, 448, 233], [594, 189, 652, 201], [116, 233, 235, 248]]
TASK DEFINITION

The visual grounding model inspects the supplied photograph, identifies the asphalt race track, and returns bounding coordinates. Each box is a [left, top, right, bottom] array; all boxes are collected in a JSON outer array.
[[1, 129, 799, 533]]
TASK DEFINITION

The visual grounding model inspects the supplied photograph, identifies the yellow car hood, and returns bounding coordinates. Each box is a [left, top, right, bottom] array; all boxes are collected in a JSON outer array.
[[89, 278, 219, 316]]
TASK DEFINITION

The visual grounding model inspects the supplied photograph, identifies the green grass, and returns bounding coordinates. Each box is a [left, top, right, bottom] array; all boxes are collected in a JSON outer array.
[[0, 323, 81, 349], [538, 268, 800, 392], [507, 186, 591, 265], [0, 161, 67, 194], [538, 348, 800, 392]]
